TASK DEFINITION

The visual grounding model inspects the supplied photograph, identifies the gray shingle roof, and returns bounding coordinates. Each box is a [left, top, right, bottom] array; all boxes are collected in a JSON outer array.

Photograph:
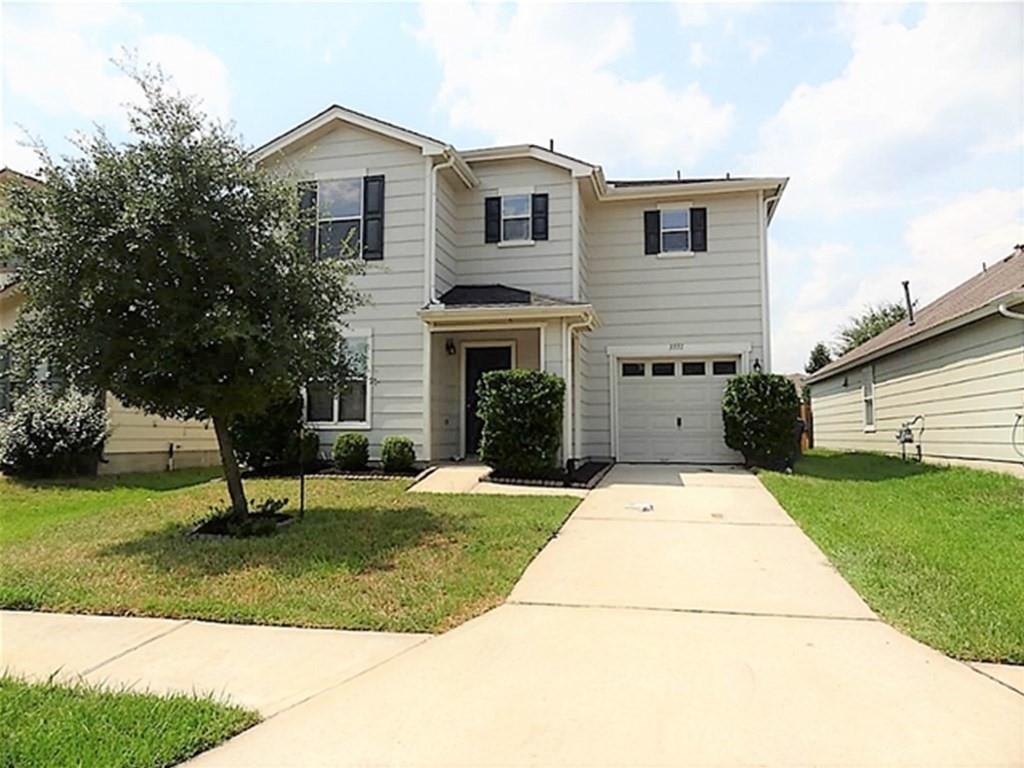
[[436, 284, 585, 309], [809, 247, 1024, 382]]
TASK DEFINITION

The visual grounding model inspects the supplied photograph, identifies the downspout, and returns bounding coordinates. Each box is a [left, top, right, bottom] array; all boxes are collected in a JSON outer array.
[[998, 302, 1024, 461], [427, 150, 459, 304], [563, 313, 593, 463]]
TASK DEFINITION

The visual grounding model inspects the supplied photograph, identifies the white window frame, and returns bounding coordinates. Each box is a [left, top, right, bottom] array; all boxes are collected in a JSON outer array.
[[304, 328, 373, 430], [862, 364, 876, 432], [656, 202, 694, 258], [497, 187, 535, 247], [315, 175, 363, 259]]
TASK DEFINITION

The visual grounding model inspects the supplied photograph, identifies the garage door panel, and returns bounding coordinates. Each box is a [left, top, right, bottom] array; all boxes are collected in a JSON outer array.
[[617, 357, 741, 464]]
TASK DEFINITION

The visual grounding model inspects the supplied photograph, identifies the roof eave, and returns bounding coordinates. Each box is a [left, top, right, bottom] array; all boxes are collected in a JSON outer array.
[[597, 177, 789, 202], [419, 303, 596, 325], [252, 105, 450, 164]]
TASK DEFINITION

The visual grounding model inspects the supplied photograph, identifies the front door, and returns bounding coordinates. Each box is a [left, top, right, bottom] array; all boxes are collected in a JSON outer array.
[[464, 345, 513, 455]]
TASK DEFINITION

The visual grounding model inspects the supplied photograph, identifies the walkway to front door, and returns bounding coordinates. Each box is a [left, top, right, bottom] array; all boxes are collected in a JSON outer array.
[[463, 344, 512, 455]]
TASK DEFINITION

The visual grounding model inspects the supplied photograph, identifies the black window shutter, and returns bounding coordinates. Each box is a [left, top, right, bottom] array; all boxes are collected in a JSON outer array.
[[484, 196, 501, 243], [691, 207, 707, 252], [299, 181, 318, 259], [362, 175, 385, 261], [531, 193, 549, 241], [643, 210, 661, 255]]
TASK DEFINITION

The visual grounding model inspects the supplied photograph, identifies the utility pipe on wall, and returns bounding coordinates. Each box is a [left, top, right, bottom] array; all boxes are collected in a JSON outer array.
[[427, 151, 459, 304], [997, 302, 1024, 461]]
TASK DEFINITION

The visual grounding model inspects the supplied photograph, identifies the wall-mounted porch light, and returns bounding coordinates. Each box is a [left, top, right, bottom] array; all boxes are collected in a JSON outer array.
[[445, 338, 456, 356]]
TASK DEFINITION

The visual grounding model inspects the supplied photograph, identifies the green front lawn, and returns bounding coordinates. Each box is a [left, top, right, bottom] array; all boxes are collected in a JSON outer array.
[[0, 472, 577, 632], [761, 450, 1024, 663], [0, 676, 258, 768]]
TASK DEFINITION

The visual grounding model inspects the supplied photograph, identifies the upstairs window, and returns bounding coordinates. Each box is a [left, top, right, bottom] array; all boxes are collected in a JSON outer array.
[[660, 209, 690, 252], [299, 175, 385, 261], [643, 206, 708, 256], [484, 192, 549, 244]]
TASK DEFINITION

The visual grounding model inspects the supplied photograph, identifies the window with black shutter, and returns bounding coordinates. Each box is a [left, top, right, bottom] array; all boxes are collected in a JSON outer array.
[[485, 192, 548, 244], [643, 206, 708, 255], [299, 176, 385, 261]]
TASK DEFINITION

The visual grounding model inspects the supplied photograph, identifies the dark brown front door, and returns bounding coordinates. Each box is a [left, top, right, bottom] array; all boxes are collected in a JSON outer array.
[[465, 346, 512, 455]]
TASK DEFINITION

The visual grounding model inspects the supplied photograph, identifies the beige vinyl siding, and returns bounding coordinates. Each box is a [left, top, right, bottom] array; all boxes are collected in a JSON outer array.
[[812, 313, 1024, 471], [103, 394, 218, 468], [435, 168, 459, 296], [579, 192, 766, 458], [453, 159, 574, 300], [262, 122, 429, 458]]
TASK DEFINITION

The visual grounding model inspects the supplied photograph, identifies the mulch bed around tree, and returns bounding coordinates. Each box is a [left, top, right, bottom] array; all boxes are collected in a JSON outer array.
[[488, 461, 613, 489]]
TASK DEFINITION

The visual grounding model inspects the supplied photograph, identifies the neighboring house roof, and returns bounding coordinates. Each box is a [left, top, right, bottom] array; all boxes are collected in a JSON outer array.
[[252, 106, 787, 214], [807, 247, 1024, 384], [0, 168, 42, 186], [0, 271, 21, 295]]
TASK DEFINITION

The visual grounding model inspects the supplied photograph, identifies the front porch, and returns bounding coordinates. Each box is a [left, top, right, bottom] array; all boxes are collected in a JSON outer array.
[[420, 288, 595, 463]]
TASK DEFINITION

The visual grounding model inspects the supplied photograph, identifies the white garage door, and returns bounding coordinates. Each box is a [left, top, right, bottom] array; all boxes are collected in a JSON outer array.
[[617, 358, 742, 464]]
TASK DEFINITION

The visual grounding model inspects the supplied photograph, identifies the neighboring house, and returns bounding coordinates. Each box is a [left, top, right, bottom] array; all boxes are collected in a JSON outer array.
[[0, 168, 220, 474], [255, 106, 786, 464], [807, 248, 1024, 476]]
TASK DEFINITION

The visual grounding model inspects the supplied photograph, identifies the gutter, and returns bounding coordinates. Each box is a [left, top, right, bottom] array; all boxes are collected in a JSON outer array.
[[419, 303, 596, 324], [427, 151, 459, 303]]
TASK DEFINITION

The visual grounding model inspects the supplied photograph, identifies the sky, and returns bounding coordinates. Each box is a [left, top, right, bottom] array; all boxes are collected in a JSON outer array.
[[2, 1, 1022, 372]]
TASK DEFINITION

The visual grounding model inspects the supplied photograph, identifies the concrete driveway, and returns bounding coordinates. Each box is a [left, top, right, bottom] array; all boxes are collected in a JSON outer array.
[[191, 464, 1024, 767]]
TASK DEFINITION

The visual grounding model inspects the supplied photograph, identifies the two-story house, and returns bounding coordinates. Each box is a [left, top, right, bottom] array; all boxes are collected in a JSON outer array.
[[255, 106, 786, 465]]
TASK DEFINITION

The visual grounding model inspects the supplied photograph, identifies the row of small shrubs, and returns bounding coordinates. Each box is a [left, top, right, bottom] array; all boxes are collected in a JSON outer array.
[[333, 433, 415, 472]]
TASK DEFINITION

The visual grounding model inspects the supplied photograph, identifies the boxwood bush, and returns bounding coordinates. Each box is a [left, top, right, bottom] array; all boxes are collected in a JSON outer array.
[[332, 432, 369, 471], [380, 435, 415, 472], [721, 372, 801, 470], [477, 369, 564, 478], [0, 384, 108, 476]]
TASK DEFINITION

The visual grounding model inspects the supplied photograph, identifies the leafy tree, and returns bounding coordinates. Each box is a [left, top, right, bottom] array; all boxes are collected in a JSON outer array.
[[1, 64, 363, 519], [834, 301, 908, 355], [804, 341, 833, 374]]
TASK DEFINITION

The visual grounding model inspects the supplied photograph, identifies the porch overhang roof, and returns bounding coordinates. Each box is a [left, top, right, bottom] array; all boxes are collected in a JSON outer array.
[[419, 302, 597, 326]]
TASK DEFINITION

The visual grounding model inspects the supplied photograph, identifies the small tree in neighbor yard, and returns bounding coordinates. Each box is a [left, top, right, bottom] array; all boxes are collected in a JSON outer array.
[[721, 372, 801, 470], [834, 302, 907, 355], [477, 369, 564, 478], [1, 64, 362, 520], [805, 342, 832, 374]]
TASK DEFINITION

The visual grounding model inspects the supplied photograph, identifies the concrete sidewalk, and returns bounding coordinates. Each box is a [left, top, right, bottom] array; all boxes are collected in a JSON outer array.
[[187, 464, 1024, 766], [0, 610, 427, 716]]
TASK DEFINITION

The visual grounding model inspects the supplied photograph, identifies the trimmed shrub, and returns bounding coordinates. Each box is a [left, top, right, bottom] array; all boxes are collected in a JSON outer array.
[[229, 395, 304, 472], [0, 384, 108, 476], [285, 428, 321, 466], [721, 372, 801, 470], [380, 436, 415, 472], [333, 432, 369, 470], [477, 369, 564, 478]]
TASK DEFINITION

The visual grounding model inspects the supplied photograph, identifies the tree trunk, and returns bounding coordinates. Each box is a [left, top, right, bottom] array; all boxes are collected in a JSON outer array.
[[212, 414, 249, 519]]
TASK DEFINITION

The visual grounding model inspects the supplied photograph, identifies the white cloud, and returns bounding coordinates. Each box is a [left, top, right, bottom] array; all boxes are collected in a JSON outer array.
[[4, 4, 231, 126], [689, 42, 710, 69], [748, 4, 1023, 215], [416, 3, 734, 173], [771, 187, 1024, 372]]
